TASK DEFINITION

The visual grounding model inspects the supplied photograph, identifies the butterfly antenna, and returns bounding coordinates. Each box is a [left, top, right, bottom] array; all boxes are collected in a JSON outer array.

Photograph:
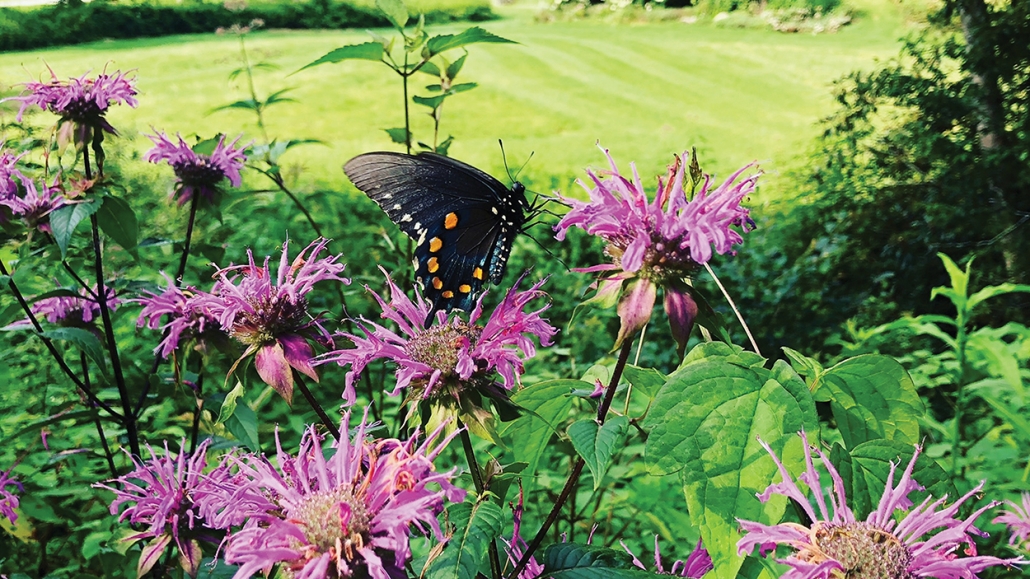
[[499, 139, 516, 183], [522, 231, 570, 272]]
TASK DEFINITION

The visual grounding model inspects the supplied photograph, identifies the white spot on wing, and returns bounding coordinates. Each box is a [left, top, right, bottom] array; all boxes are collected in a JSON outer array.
[[401, 214, 413, 223]]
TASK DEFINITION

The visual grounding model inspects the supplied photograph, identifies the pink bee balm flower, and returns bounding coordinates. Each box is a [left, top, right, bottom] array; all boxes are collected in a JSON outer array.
[[201, 237, 348, 403], [4, 283, 120, 331], [223, 411, 466, 579], [317, 268, 556, 408], [0, 143, 27, 201], [622, 537, 712, 578], [554, 147, 757, 355], [144, 132, 248, 207], [993, 492, 1030, 551], [0, 176, 65, 233], [0, 467, 22, 525], [93, 439, 242, 578], [737, 432, 1025, 579], [8, 69, 137, 135], [136, 274, 226, 359]]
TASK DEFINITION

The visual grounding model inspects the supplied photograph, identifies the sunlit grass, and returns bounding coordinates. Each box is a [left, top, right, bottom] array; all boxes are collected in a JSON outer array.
[[0, 1, 908, 202]]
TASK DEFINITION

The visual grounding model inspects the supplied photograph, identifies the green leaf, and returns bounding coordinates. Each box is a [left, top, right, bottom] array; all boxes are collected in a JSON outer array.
[[968, 282, 1030, 313], [681, 341, 765, 369], [41, 327, 107, 375], [376, 0, 409, 29], [297, 42, 385, 73], [781, 346, 824, 389], [813, 355, 923, 448], [976, 392, 1030, 444], [426, 27, 516, 56], [447, 53, 468, 79], [210, 98, 261, 113], [413, 94, 446, 109], [50, 199, 101, 259], [568, 416, 628, 490], [543, 543, 648, 579], [930, 253, 969, 313], [503, 379, 577, 477], [217, 381, 245, 424], [830, 440, 955, 519], [225, 402, 259, 451], [419, 61, 442, 76], [450, 82, 478, 93], [423, 497, 502, 579], [644, 354, 818, 579], [96, 195, 138, 251], [967, 331, 1024, 397], [622, 364, 665, 399], [384, 127, 410, 144]]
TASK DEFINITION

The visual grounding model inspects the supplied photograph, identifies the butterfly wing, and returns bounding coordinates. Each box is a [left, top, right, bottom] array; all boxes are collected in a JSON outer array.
[[344, 152, 525, 320]]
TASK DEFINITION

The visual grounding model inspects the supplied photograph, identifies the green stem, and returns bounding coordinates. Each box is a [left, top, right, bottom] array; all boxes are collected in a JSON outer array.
[[294, 371, 340, 440], [82, 353, 119, 478], [457, 424, 502, 579], [950, 312, 969, 481], [402, 54, 412, 155], [508, 339, 635, 579]]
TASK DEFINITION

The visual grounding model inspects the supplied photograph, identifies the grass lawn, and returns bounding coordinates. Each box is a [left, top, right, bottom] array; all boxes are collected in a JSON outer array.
[[0, 0, 910, 202]]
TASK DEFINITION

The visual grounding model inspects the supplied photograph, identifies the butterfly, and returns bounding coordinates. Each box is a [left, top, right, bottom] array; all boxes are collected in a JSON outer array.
[[344, 151, 530, 325]]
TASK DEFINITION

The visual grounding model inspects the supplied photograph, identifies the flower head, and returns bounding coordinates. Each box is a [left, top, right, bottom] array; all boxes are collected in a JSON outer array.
[[201, 237, 348, 403], [9, 69, 137, 135], [0, 143, 27, 201], [4, 284, 120, 331], [555, 147, 756, 354], [144, 132, 248, 207], [136, 274, 227, 359], [93, 439, 242, 578], [318, 269, 556, 409], [0, 467, 23, 525], [223, 411, 466, 579], [737, 432, 1024, 579], [622, 537, 712, 578], [0, 175, 65, 233], [993, 492, 1030, 551]]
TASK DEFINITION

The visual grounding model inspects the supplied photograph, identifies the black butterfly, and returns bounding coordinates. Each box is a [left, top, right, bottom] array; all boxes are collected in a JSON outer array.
[[344, 151, 530, 325]]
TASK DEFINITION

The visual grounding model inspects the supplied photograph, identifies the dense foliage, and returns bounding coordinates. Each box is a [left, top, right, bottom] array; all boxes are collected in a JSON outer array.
[[0, 0, 494, 52]]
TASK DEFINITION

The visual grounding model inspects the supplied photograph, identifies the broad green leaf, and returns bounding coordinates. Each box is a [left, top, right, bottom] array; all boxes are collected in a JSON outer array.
[[781, 347, 823, 389], [298, 42, 385, 73], [384, 127, 410, 144], [905, 317, 958, 349], [41, 327, 107, 375], [419, 61, 442, 76], [217, 381, 245, 424], [50, 199, 101, 258], [423, 497, 502, 579], [644, 354, 818, 579], [568, 416, 628, 490], [968, 282, 1030, 313], [813, 355, 923, 448], [376, 0, 409, 29], [225, 402, 259, 451], [426, 27, 516, 56], [543, 543, 648, 579], [830, 440, 955, 519], [681, 341, 765, 369], [622, 364, 665, 399], [967, 331, 1024, 397], [97, 195, 138, 251], [503, 379, 577, 476]]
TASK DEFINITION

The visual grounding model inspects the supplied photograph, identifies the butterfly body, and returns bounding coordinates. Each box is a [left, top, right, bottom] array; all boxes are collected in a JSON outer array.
[[344, 152, 527, 322]]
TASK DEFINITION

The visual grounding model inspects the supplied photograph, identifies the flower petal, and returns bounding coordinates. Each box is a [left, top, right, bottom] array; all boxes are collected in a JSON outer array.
[[256, 342, 294, 404]]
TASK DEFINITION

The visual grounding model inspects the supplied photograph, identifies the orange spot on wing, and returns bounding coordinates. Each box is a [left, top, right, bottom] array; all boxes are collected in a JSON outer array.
[[441, 290, 454, 298], [429, 237, 443, 253], [444, 212, 459, 230], [472, 267, 484, 280], [432, 277, 443, 290], [459, 284, 472, 293], [428, 257, 439, 273]]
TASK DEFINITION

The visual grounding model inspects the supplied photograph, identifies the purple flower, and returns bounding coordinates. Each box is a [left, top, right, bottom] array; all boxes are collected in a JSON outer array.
[[135, 274, 226, 359], [503, 485, 546, 579], [622, 537, 712, 578], [8, 69, 137, 135], [554, 147, 756, 355], [0, 143, 27, 201], [318, 269, 556, 408], [93, 439, 240, 578], [0, 175, 66, 233], [5, 284, 120, 331], [144, 132, 248, 207], [202, 237, 348, 403], [993, 492, 1030, 550], [737, 432, 1025, 579], [0, 467, 23, 525], [222, 411, 466, 579]]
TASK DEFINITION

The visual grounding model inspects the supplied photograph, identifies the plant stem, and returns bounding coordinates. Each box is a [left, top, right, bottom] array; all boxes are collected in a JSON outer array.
[[0, 257, 119, 418], [239, 33, 269, 143], [189, 372, 205, 454], [262, 169, 324, 238], [402, 54, 411, 155], [294, 371, 340, 440], [703, 262, 761, 356], [950, 310, 969, 481], [509, 339, 634, 579], [82, 353, 118, 478], [90, 213, 140, 457], [457, 423, 502, 579]]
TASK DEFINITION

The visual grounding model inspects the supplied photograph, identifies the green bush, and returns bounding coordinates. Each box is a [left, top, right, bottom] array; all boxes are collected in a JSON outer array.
[[0, 0, 495, 52]]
